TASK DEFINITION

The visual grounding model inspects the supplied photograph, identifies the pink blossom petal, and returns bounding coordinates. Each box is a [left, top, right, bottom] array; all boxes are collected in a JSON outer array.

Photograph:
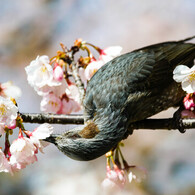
[[40, 93, 62, 113], [85, 60, 104, 80], [0, 150, 11, 173], [182, 81, 194, 93], [53, 66, 64, 81]]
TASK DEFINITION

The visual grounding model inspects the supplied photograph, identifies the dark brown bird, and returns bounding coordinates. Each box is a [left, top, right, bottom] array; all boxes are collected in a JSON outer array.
[[45, 36, 195, 161]]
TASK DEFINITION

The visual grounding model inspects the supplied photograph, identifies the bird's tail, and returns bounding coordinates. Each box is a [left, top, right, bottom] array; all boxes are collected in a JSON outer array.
[[178, 35, 195, 43]]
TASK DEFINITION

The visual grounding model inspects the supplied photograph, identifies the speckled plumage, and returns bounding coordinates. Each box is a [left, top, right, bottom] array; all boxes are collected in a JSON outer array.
[[46, 37, 195, 161]]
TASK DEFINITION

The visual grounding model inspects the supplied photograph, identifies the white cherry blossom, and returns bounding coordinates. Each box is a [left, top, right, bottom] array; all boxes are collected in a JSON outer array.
[[85, 60, 104, 80], [40, 93, 62, 113], [0, 81, 21, 99], [29, 123, 54, 153], [100, 46, 122, 63], [25, 55, 61, 94], [173, 64, 195, 93], [60, 98, 81, 114], [9, 136, 37, 171], [66, 83, 80, 104], [0, 149, 11, 173], [53, 65, 64, 81], [0, 96, 18, 134]]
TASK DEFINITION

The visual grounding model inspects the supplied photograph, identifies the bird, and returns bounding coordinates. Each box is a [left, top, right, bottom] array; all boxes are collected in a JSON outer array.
[[45, 36, 195, 161]]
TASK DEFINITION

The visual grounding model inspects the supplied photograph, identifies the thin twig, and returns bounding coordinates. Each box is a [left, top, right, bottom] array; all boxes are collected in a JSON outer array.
[[71, 61, 86, 106]]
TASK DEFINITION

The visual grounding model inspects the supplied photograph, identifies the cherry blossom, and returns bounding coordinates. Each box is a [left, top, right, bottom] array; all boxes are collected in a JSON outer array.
[[181, 110, 195, 118], [40, 93, 62, 113], [173, 64, 195, 93], [85, 60, 104, 80], [85, 46, 122, 80], [51, 79, 68, 97], [53, 65, 64, 81], [0, 81, 21, 99], [9, 136, 37, 171], [66, 83, 81, 104], [59, 98, 81, 114], [101, 178, 117, 189], [0, 149, 11, 173], [0, 96, 18, 134], [27, 123, 54, 153], [25, 55, 61, 95], [100, 46, 122, 63], [183, 93, 195, 110], [127, 166, 147, 183], [102, 165, 126, 189]]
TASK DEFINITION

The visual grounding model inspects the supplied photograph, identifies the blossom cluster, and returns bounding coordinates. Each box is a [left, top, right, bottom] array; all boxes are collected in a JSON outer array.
[[0, 81, 53, 174], [25, 42, 122, 114], [25, 55, 80, 114], [0, 81, 21, 134], [101, 150, 147, 189], [1, 40, 123, 175], [0, 123, 53, 174]]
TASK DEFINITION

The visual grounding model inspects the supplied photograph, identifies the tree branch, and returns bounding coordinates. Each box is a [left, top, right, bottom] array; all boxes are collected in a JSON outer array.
[[20, 113, 195, 132], [20, 113, 84, 125]]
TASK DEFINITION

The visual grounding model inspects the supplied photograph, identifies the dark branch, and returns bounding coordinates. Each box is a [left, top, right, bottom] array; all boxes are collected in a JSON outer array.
[[20, 113, 195, 132], [20, 113, 84, 125]]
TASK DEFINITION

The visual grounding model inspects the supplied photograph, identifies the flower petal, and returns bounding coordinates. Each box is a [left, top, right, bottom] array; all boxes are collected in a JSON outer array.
[[182, 81, 194, 93]]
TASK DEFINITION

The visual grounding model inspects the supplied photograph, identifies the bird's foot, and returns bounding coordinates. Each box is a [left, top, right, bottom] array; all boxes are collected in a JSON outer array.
[[173, 106, 186, 133]]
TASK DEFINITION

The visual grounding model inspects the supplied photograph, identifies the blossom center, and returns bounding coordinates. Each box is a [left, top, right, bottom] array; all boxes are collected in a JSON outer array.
[[49, 100, 58, 107], [0, 104, 7, 117], [188, 71, 195, 82], [41, 65, 47, 73]]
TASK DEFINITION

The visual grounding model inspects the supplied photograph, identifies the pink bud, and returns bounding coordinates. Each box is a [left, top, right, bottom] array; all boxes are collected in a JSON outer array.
[[183, 93, 195, 110], [7, 119, 16, 129], [53, 66, 64, 81]]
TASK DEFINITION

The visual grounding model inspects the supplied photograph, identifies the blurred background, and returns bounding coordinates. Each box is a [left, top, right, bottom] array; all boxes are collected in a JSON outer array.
[[0, 0, 195, 194]]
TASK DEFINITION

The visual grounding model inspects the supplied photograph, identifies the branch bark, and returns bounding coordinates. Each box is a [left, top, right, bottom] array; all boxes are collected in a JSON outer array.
[[71, 61, 85, 106], [20, 112, 195, 132]]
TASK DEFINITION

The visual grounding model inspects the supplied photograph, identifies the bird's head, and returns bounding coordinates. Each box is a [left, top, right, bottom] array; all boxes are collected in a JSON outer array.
[[44, 120, 126, 161]]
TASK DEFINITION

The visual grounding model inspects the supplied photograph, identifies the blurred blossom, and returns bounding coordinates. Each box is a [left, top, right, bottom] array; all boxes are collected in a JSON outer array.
[[40, 93, 62, 113], [102, 165, 126, 189], [127, 166, 147, 183], [181, 110, 195, 118], [0, 149, 11, 173], [0, 96, 18, 134], [0, 81, 22, 99], [101, 178, 117, 189], [173, 64, 195, 93]]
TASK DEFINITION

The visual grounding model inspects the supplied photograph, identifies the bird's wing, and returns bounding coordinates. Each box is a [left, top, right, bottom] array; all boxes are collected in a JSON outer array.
[[84, 41, 195, 123]]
